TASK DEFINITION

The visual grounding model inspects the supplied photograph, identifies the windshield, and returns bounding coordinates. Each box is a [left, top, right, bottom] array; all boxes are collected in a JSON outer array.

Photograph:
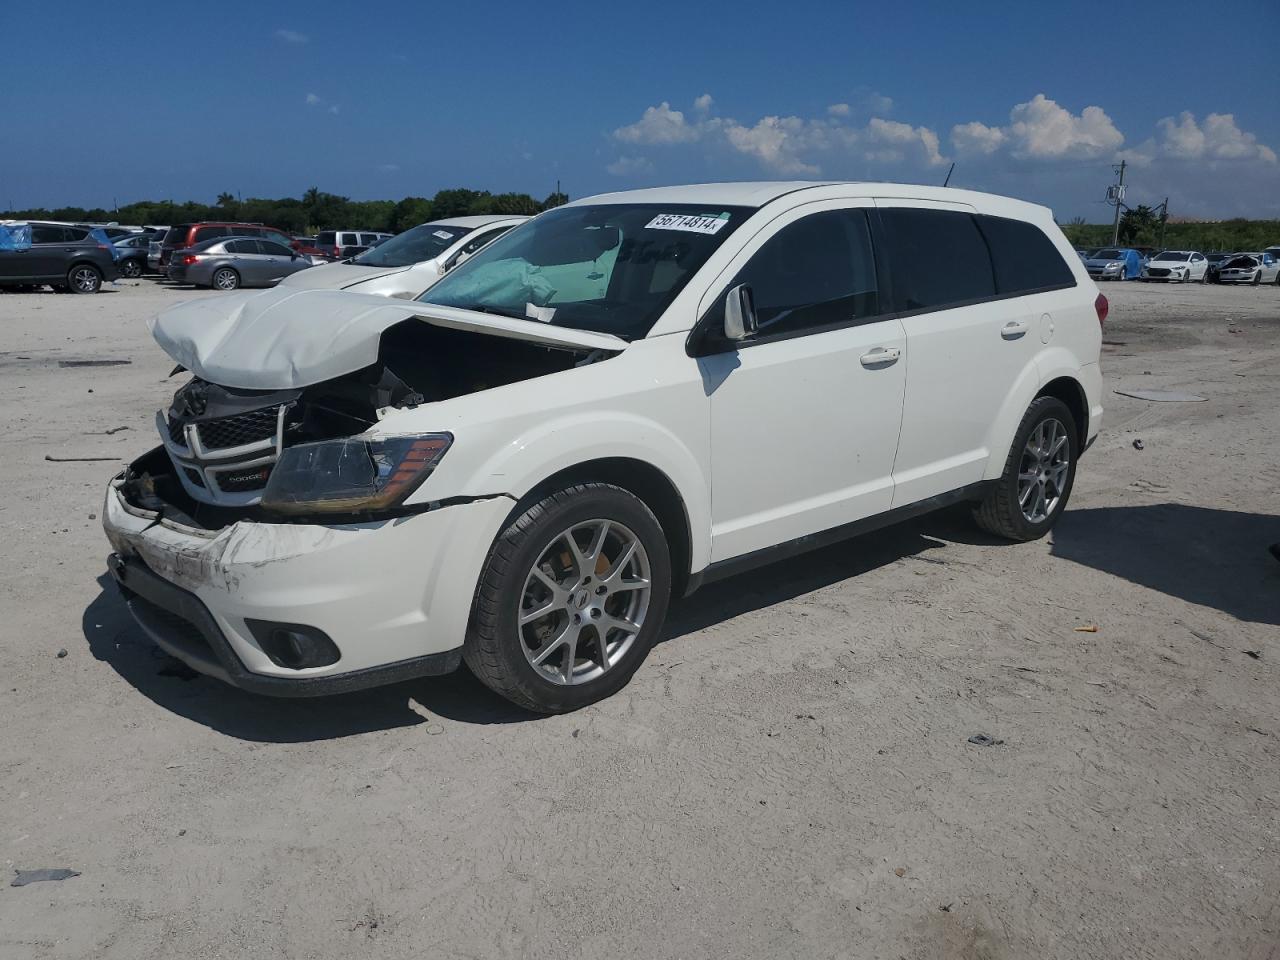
[[419, 204, 750, 340], [1154, 251, 1189, 261], [353, 223, 466, 267], [1094, 249, 1123, 260]]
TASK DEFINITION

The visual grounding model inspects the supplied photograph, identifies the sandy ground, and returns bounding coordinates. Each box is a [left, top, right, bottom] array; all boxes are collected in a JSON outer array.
[[0, 276, 1278, 959]]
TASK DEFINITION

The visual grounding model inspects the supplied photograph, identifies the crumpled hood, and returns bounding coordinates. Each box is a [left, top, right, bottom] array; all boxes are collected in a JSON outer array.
[[149, 287, 627, 390], [278, 260, 408, 291]]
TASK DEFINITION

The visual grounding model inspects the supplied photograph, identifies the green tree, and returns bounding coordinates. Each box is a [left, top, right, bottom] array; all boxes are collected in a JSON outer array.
[[541, 190, 569, 210], [390, 197, 433, 231]]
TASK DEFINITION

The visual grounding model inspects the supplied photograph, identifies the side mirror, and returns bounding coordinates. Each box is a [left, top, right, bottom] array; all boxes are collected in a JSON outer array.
[[723, 283, 758, 341]]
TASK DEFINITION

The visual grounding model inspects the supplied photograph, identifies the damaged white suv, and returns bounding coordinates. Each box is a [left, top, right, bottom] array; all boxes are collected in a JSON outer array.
[[103, 182, 1104, 713]]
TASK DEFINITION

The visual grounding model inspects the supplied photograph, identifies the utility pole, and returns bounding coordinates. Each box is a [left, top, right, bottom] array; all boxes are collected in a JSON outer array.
[[1109, 160, 1126, 245], [1158, 196, 1169, 250]]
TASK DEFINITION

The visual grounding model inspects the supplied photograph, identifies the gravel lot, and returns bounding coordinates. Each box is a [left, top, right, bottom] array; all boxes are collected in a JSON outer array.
[[1, 278, 1278, 959]]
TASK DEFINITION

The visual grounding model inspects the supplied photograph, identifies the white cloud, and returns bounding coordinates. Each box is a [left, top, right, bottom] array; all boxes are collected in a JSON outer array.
[[861, 91, 894, 115], [951, 94, 1123, 159], [611, 96, 946, 176], [275, 28, 309, 44], [305, 92, 322, 106], [693, 93, 714, 114], [606, 155, 655, 177], [377, 163, 400, 173], [1156, 111, 1276, 163], [613, 102, 699, 145], [950, 120, 1006, 155]]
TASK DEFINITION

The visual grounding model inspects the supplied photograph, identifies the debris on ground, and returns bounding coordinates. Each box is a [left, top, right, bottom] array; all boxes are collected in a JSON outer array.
[[55, 648, 67, 658], [1133, 439, 1145, 450], [45, 454, 118, 462], [939, 903, 953, 912], [1074, 625, 1099, 633], [11, 868, 80, 887], [1245, 650, 1261, 660], [1114, 388, 1208, 402], [58, 359, 131, 367], [967, 734, 1004, 747], [894, 867, 907, 878], [101, 426, 129, 435]]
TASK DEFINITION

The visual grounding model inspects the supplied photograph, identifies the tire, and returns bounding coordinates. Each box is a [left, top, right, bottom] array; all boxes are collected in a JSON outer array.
[[120, 258, 143, 278], [67, 264, 102, 294], [464, 482, 672, 713], [973, 396, 1078, 542], [212, 267, 240, 290], [1251, 271, 1261, 286]]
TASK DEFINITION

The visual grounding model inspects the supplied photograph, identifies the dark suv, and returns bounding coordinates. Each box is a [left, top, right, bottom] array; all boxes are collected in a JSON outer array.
[[158, 222, 296, 269], [0, 222, 119, 293]]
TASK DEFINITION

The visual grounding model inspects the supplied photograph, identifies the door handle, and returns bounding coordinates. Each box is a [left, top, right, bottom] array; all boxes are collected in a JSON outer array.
[[1001, 321, 1029, 340], [859, 347, 901, 367]]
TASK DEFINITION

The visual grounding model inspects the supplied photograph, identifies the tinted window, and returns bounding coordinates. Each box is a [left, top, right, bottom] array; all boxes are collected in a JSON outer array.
[[461, 227, 511, 256], [975, 215, 1075, 295], [340, 233, 359, 246], [260, 240, 293, 257], [316, 232, 336, 246], [880, 208, 994, 311], [194, 226, 230, 244], [354, 223, 466, 267], [65, 226, 90, 242], [163, 225, 193, 246], [359, 233, 379, 244], [728, 209, 880, 338], [224, 239, 254, 254], [31, 225, 66, 244]]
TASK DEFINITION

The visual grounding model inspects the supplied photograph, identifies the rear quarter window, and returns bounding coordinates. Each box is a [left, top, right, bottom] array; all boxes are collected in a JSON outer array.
[[194, 226, 230, 244], [879, 207, 995, 312], [976, 215, 1076, 294]]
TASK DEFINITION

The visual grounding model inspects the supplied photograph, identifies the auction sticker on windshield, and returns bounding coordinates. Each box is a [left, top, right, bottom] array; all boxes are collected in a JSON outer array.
[[645, 213, 730, 235]]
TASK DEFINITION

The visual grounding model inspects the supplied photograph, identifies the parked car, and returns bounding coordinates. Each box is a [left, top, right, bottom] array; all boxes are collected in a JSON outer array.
[[0, 221, 119, 292], [158, 222, 295, 270], [1204, 252, 1232, 283], [1140, 250, 1208, 283], [166, 235, 315, 290], [1084, 247, 1143, 280], [112, 234, 154, 278], [1216, 252, 1280, 285], [279, 216, 526, 298], [312, 230, 393, 261], [104, 182, 1103, 712]]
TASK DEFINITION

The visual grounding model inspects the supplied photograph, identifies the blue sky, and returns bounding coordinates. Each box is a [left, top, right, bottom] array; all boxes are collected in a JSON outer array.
[[2, 1, 1276, 220]]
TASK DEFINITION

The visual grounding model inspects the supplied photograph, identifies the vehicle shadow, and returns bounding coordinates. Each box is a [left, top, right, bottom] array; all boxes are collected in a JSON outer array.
[[83, 573, 540, 743], [1049, 503, 1280, 626], [662, 508, 969, 641]]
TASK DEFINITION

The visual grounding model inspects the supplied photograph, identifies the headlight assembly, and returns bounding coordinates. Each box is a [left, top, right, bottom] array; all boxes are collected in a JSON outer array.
[[260, 433, 452, 516]]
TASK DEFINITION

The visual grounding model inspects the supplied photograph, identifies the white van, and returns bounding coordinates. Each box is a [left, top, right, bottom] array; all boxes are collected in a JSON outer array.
[[104, 182, 1104, 713]]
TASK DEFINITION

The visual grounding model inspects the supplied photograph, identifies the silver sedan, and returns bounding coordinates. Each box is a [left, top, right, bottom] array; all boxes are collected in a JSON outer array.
[[166, 236, 317, 290]]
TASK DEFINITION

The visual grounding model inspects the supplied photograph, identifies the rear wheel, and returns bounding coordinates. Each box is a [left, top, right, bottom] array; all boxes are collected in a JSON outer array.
[[465, 483, 672, 713], [68, 264, 102, 294], [973, 396, 1078, 542], [212, 267, 240, 290], [120, 258, 143, 278]]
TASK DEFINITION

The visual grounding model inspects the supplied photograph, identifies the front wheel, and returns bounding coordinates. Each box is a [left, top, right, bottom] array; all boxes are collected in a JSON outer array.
[[1252, 271, 1262, 286], [973, 396, 1078, 541], [464, 482, 672, 713], [68, 264, 102, 294], [212, 267, 240, 290], [120, 258, 143, 278]]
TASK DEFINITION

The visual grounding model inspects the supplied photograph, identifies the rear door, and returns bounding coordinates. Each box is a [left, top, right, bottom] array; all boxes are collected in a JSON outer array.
[[879, 204, 1075, 507], [696, 200, 907, 561], [27, 225, 72, 279]]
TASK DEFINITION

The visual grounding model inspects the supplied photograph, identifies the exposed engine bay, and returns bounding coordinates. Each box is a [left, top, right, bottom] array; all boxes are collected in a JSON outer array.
[[122, 320, 608, 525]]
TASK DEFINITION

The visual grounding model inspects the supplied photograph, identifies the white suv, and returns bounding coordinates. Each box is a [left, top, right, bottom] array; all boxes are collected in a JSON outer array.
[[103, 182, 1104, 713]]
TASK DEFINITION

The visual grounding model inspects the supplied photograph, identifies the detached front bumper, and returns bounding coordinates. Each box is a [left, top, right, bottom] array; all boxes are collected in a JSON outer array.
[[102, 476, 514, 696]]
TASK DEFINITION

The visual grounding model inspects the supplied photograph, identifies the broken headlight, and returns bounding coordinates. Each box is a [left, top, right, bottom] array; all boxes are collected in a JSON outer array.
[[260, 434, 452, 516]]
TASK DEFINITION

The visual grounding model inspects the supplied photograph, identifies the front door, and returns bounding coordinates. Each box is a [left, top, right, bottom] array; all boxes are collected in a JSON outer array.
[[696, 201, 907, 563]]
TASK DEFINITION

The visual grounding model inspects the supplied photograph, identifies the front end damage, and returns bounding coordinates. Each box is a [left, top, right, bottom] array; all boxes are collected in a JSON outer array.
[[105, 290, 623, 695]]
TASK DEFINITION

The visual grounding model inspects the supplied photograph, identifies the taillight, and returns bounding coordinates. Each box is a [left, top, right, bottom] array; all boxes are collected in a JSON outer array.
[[182, 254, 199, 266], [1094, 292, 1109, 328]]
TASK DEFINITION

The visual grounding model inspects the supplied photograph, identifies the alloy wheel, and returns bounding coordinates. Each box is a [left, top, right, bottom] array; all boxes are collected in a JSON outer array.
[[214, 269, 238, 290], [1017, 418, 1070, 524], [71, 267, 99, 292], [518, 518, 651, 686]]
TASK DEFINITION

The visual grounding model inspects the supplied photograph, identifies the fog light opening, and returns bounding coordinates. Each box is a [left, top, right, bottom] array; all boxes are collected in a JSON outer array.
[[246, 619, 340, 670]]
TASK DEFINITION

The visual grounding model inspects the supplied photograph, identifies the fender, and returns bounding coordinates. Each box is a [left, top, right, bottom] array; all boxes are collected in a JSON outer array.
[[980, 353, 1050, 480], [1037, 349, 1102, 442]]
